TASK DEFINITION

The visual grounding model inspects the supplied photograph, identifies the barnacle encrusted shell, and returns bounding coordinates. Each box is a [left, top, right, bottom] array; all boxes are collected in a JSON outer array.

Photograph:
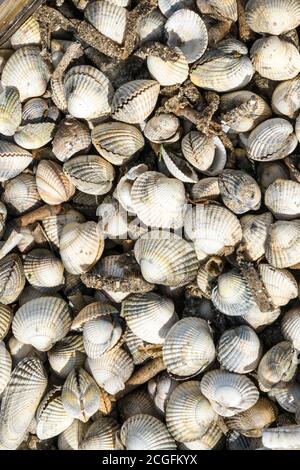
[[245, 0, 300, 35], [0, 141, 32, 182]]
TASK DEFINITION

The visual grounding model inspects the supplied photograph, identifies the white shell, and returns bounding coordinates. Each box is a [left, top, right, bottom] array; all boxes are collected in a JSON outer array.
[[0, 254, 25, 304], [147, 47, 189, 86], [14, 122, 55, 150], [258, 263, 298, 307], [10, 17, 41, 48], [0, 341, 12, 394], [84, 0, 127, 44], [265, 220, 300, 268], [240, 212, 273, 261], [2, 173, 41, 215], [265, 179, 300, 219], [80, 417, 120, 450], [0, 84, 22, 136], [245, 0, 300, 35], [36, 387, 74, 439], [282, 308, 300, 350], [24, 249, 65, 293], [0, 141, 32, 182], [272, 77, 300, 118], [262, 425, 300, 450], [36, 160, 76, 205]]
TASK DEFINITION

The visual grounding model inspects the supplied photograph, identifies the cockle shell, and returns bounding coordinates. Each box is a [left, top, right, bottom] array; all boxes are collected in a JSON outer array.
[[160, 147, 199, 183], [13, 122, 55, 150], [190, 177, 220, 201], [42, 208, 85, 250], [269, 382, 300, 413], [0, 341, 12, 394], [240, 212, 273, 261], [0, 304, 13, 340], [262, 425, 300, 450], [138, 9, 165, 45], [0, 141, 32, 182], [180, 421, 224, 450], [52, 118, 91, 163], [113, 163, 148, 213], [119, 389, 159, 421], [143, 114, 180, 144], [0, 254, 25, 304], [59, 221, 104, 275], [148, 371, 177, 414], [10, 16, 41, 48], [166, 381, 217, 442], [112, 80, 160, 124], [200, 370, 259, 417], [134, 230, 198, 287], [265, 179, 300, 219], [80, 417, 120, 450], [1, 46, 51, 102], [147, 48, 189, 86], [36, 160, 75, 205], [245, 0, 300, 35], [58, 419, 88, 450], [282, 307, 300, 350], [84, 1, 127, 44], [182, 131, 221, 173], [158, 0, 194, 17], [2, 173, 41, 215], [258, 161, 291, 192], [121, 292, 178, 344], [218, 169, 261, 214], [0, 84, 22, 136], [0, 357, 47, 449], [48, 335, 86, 379], [125, 329, 154, 365], [265, 220, 300, 268], [8, 336, 37, 366], [0, 201, 7, 237], [92, 121, 145, 166], [242, 304, 281, 331], [21, 97, 59, 124], [226, 432, 263, 450], [258, 264, 298, 307], [23, 249, 65, 293], [197, 0, 238, 21], [272, 77, 300, 118], [162, 317, 215, 377]]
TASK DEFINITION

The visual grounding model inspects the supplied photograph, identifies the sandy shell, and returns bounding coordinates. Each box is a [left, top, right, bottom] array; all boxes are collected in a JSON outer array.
[[184, 204, 242, 261], [0, 357, 47, 449], [80, 417, 120, 450], [36, 160, 75, 205], [58, 419, 88, 450], [190, 177, 220, 201], [92, 121, 145, 166], [134, 230, 198, 287], [52, 118, 91, 163], [0, 84, 22, 136], [0, 141, 33, 182], [47, 335, 86, 379], [2, 173, 41, 215], [147, 48, 189, 86], [0, 303, 13, 340], [160, 147, 199, 183], [10, 16, 41, 48], [218, 169, 261, 214], [64, 65, 114, 121], [112, 80, 160, 124], [265, 179, 300, 220], [165, 9, 208, 63], [36, 387, 74, 440], [0, 254, 25, 305], [59, 221, 104, 275], [42, 208, 85, 250], [262, 425, 300, 450], [197, 0, 238, 21], [138, 9, 165, 44], [245, 0, 300, 35], [23, 249, 65, 293], [258, 264, 298, 307], [0, 341, 12, 394], [1, 46, 51, 102], [200, 370, 259, 417], [84, 1, 127, 44], [143, 114, 180, 144], [118, 414, 176, 450], [158, 0, 194, 17], [240, 212, 273, 261], [121, 292, 178, 344], [162, 317, 215, 377], [282, 308, 300, 350], [272, 77, 300, 118], [166, 381, 217, 442], [265, 220, 300, 268]]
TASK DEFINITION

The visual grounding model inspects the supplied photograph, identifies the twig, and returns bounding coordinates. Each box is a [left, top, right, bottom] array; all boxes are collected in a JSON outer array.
[[237, 0, 255, 42], [81, 272, 154, 294], [14, 204, 63, 228], [135, 42, 180, 61]]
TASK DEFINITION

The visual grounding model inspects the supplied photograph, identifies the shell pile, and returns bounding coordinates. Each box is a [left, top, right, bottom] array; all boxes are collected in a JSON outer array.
[[1, 0, 300, 452]]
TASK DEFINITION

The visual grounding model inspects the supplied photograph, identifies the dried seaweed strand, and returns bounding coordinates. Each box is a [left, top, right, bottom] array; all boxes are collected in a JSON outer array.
[[237, 0, 255, 42], [135, 42, 180, 61], [52, 42, 83, 80], [81, 272, 154, 294]]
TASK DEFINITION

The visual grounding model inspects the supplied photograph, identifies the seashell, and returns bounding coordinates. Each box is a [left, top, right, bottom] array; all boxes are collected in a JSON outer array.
[[112, 80, 160, 124], [0, 341, 12, 394], [240, 212, 273, 261], [64, 65, 114, 121], [87, 347, 134, 395], [250, 36, 300, 81], [144, 113, 180, 144], [21, 97, 53, 123], [258, 264, 298, 307], [36, 160, 76, 205], [138, 9, 165, 45], [265, 179, 300, 220], [0, 201, 7, 237], [0, 357, 47, 449], [117, 414, 176, 450], [130, 171, 187, 229], [2, 173, 41, 215], [48, 335, 86, 379], [296, 114, 300, 143], [257, 341, 298, 392], [113, 164, 148, 213], [262, 425, 300, 450], [119, 389, 159, 421], [190, 40, 253, 92], [218, 169, 261, 214], [52, 118, 91, 163], [124, 330, 155, 366], [200, 369, 259, 417], [282, 307, 300, 350], [97, 196, 129, 239], [245, 0, 300, 35], [190, 177, 220, 201], [58, 419, 88, 450], [121, 292, 178, 344], [162, 317, 215, 377], [0, 141, 32, 182], [196, 0, 238, 21], [84, 1, 127, 44], [265, 220, 300, 268], [272, 77, 300, 118], [242, 304, 281, 331], [226, 431, 263, 450], [147, 48, 189, 86], [59, 221, 104, 275], [92, 121, 145, 166], [182, 131, 221, 173], [23, 249, 65, 293], [158, 0, 194, 17], [42, 208, 85, 250], [269, 382, 300, 413], [8, 336, 38, 366], [165, 9, 208, 64], [134, 230, 198, 287], [148, 371, 177, 414], [10, 16, 41, 48], [12, 297, 72, 351], [166, 381, 217, 442], [0, 303, 13, 340], [184, 204, 242, 261], [63, 155, 115, 196], [217, 325, 261, 374], [247, 118, 298, 162], [0, 254, 25, 304], [160, 147, 199, 183], [180, 421, 224, 450], [1, 46, 51, 102], [80, 417, 120, 450], [226, 398, 278, 438], [14, 122, 55, 150], [62, 367, 100, 422], [0, 84, 22, 136], [257, 162, 290, 193], [72, 301, 118, 331], [36, 386, 74, 440]]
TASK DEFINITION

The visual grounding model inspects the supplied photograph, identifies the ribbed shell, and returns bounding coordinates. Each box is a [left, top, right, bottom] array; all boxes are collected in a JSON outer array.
[[162, 317, 215, 377], [71, 302, 118, 331], [218, 169, 261, 214], [79, 417, 120, 450], [197, 0, 238, 21], [1, 46, 51, 102], [160, 147, 198, 183], [200, 370, 259, 417], [12, 297, 72, 351], [258, 264, 298, 307], [180, 421, 224, 450], [0, 254, 25, 305], [265, 179, 300, 219], [112, 80, 160, 124], [24, 249, 65, 293], [36, 387, 74, 439], [48, 335, 86, 379], [262, 425, 300, 450], [240, 212, 273, 261], [217, 326, 261, 373], [257, 161, 291, 192], [147, 48, 189, 86], [245, 0, 300, 35], [166, 381, 217, 442], [58, 419, 88, 450], [52, 118, 91, 163], [138, 9, 165, 45], [10, 16, 41, 48], [158, 0, 194, 17], [14, 122, 55, 150], [118, 414, 176, 450], [134, 230, 198, 287], [144, 114, 180, 144], [0, 201, 7, 237], [190, 177, 220, 201], [92, 121, 145, 166], [181, 131, 216, 172], [184, 204, 242, 261], [0, 84, 21, 136], [119, 390, 159, 422], [165, 9, 208, 63], [42, 208, 85, 250], [63, 155, 115, 196], [247, 118, 297, 161], [0, 304, 13, 340], [0, 341, 12, 394], [0, 358, 47, 449], [265, 220, 300, 268], [272, 77, 300, 118], [282, 308, 300, 350], [0, 141, 32, 182], [36, 160, 75, 205], [121, 292, 178, 344], [2, 173, 41, 215], [84, 1, 127, 44], [269, 382, 300, 413], [83, 314, 123, 359], [243, 304, 281, 331], [59, 221, 104, 275], [64, 65, 114, 120]]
